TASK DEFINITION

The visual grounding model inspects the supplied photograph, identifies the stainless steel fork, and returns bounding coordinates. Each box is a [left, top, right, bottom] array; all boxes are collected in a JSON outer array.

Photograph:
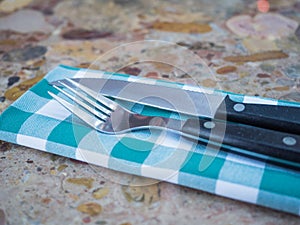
[[48, 78, 300, 165], [49, 79, 199, 136]]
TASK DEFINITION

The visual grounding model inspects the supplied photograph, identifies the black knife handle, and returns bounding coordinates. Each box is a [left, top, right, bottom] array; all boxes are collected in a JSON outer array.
[[182, 118, 300, 164], [215, 96, 300, 134]]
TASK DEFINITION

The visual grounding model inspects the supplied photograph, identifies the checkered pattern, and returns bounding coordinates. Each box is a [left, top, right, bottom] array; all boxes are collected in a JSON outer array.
[[1, 65, 300, 215]]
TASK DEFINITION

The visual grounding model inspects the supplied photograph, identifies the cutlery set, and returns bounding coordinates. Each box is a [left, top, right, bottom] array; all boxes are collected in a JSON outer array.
[[1, 64, 299, 215], [49, 77, 300, 168]]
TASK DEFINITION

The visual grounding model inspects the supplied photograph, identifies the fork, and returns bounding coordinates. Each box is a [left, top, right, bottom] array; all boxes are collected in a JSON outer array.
[[48, 78, 300, 165]]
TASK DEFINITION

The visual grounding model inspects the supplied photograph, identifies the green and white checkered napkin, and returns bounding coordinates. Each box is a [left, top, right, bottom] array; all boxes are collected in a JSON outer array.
[[1, 65, 300, 215]]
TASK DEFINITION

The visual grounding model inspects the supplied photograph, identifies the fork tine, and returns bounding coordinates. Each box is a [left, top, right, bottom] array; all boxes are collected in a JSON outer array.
[[52, 85, 109, 121], [65, 78, 117, 111], [58, 80, 112, 116], [48, 91, 105, 129]]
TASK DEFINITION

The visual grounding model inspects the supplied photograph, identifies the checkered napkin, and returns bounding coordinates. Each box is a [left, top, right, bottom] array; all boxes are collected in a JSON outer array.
[[1, 65, 300, 215]]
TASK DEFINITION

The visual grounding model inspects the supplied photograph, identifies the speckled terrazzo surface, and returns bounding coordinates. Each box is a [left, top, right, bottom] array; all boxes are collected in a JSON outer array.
[[1, 0, 300, 224]]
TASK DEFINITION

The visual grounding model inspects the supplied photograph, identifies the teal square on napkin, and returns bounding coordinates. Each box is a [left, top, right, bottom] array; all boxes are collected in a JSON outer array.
[[111, 137, 154, 163], [47, 120, 91, 147], [180, 153, 225, 178], [1, 106, 32, 134], [260, 168, 300, 198]]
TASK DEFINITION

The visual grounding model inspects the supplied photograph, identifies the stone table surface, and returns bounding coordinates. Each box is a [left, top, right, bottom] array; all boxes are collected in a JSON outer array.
[[1, 0, 300, 224]]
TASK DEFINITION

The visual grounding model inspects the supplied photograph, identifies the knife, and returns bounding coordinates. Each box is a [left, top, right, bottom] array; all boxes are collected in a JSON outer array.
[[50, 77, 300, 134]]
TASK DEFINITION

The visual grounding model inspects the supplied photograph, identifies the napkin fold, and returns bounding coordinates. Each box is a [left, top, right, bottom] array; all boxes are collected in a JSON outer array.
[[0, 65, 299, 215]]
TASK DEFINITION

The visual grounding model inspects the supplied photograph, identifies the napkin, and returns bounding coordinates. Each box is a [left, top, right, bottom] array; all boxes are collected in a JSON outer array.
[[0, 65, 299, 215]]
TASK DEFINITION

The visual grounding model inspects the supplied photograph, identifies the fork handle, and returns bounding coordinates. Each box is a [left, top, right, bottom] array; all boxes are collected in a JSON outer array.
[[181, 118, 300, 164]]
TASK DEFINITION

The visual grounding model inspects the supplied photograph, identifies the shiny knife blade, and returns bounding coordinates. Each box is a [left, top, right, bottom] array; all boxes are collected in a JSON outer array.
[[50, 77, 300, 134], [51, 78, 225, 118]]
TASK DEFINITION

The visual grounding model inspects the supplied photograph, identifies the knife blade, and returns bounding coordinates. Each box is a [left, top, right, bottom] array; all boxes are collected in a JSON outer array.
[[50, 77, 300, 134]]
